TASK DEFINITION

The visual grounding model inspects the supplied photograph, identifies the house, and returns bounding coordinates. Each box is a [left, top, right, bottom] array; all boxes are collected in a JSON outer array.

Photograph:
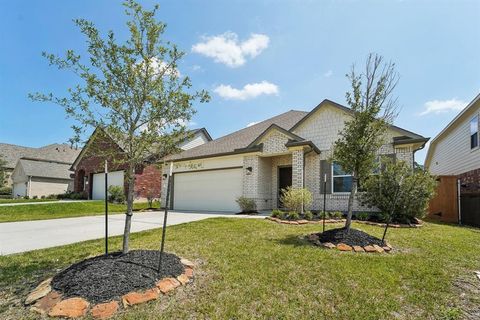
[[161, 99, 428, 212], [425, 93, 480, 226], [71, 127, 212, 200], [0, 143, 80, 188], [0, 143, 81, 197], [11, 158, 75, 198]]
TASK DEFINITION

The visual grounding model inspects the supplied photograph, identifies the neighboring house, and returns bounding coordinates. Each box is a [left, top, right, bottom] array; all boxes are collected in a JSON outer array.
[[71, 127, 212, 200], [162, 99, 428, 212], [11, 158, 74, 198], [0, 143, 81, 197], [425, 93, 480, 225]]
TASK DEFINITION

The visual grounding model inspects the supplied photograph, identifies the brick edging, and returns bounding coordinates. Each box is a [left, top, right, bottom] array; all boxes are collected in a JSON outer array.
[[306, 233, 393, 253], [265, 216, 422, 228]]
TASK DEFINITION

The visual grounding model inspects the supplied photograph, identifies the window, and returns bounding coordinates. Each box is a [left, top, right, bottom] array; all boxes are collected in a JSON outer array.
[[471, 115, 479, 149], [332, 162, 353, 193]]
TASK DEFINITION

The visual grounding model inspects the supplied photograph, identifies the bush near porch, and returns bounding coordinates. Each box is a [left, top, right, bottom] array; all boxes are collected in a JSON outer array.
[[0, 218, 477, 319]]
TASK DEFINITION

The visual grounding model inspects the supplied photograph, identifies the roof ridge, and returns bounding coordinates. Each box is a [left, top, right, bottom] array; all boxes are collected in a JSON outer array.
[[20, 157, 73, 165]]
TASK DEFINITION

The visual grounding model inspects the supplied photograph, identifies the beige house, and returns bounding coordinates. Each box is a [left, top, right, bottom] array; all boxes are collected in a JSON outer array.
[[162, 100, 428, 212], [11, 158, 74, 198]]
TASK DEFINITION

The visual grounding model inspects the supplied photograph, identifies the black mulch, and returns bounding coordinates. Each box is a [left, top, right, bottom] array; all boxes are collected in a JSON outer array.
[[51, 250, 185, 304], [316, 227, 385, 247]]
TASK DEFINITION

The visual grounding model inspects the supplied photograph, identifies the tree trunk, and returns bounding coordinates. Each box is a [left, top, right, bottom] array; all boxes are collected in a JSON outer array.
[[122, 164, 136, 254], [344, 176, 358, 231]]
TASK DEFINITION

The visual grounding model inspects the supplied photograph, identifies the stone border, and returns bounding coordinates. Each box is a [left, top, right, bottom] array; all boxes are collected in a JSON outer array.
[[307, 233, 392, 253], [265, 216, 422, 228], [25, 257, 196, 319]]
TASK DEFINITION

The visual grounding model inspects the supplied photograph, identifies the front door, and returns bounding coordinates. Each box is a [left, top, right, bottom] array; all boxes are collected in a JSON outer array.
[[278, 166, 292, 208]]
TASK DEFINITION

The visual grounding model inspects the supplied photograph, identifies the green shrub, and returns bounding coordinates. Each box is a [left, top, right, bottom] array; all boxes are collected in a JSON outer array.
[[280, 187, 313, 214], [331, 211, 343, 219], [24, 196, 29, 200], [304, 210, 314, 220], [32, 195, 38, 199], [108, 186, 125, 204], [287, 211, 300, 220], [360, 158, 437, 223], [356, 212, 370, 221], [319, 211, 330, 219], [235, 196, 257, 213], [0, 186, 12, 195]]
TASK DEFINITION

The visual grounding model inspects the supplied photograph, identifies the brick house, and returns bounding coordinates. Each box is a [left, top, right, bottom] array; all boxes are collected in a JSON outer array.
[[425, 93, 480, 226], [162, 99, 428, 212], [71, 127, 211, 200]]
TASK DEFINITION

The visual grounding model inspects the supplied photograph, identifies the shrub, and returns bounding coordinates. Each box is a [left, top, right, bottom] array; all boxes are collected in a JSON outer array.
[[108, 186, 125, 204], [24, 196, 29, 200], [319, 211, 330, 219], [272, 209, 286, 219], [331, 211, 343, 219], [360, 159, 437, 223], [0, 186, 12, 195], [56, 191, 88, 200], [356, 212, 370, 221], [287, 211, 300, 220], [146, 190, 157, 208], [236, 196, 257, 213], [280, 187, 313, 214], [304, 210, 314, 220]]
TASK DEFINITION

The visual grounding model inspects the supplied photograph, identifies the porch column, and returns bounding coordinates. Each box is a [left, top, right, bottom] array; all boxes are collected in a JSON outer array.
[[292, 150, 304, 189]]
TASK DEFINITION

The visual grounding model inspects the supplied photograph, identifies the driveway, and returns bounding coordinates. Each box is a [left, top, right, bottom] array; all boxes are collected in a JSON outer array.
[[0, 211, 264, 255]]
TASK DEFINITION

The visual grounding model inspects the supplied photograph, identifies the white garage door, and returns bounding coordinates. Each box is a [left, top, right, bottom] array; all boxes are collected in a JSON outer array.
[[173, 168, 243, 212], [92, 171, 125, 200]]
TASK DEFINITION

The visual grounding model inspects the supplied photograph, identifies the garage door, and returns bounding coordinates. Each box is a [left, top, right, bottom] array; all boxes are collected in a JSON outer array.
[[173, 168, 243, 212], [92, 171, 124, 200]]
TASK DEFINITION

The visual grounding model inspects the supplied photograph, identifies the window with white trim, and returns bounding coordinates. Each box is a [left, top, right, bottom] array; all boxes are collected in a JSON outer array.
[[471, 115, 479, 149], [332, 162, 353, 193]]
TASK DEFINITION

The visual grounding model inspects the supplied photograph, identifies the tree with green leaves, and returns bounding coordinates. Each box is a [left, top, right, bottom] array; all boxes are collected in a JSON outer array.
[[30, 1, 209, 253], [332, 53, 399, 232]]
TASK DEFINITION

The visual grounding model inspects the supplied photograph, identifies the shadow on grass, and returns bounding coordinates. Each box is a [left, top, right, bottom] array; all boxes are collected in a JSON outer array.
[[275, 234, 314, 248]]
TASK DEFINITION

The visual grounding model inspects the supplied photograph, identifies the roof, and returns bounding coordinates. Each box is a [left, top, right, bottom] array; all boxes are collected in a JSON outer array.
[[425, 93, 480, 167], [0, 143, 81, 169], [167, 110, 309, 161], [169, 99, 426, 162], [18, 158, 73, 180]]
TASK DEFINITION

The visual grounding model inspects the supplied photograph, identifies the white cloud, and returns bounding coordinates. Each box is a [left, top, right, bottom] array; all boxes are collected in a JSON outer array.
[[137, 57, 181, 78], [419, 98, 467, 116], [323, 70, 333, 78], [192, 65, 203, 72], [246, 121, 259, 127], [214, 81, 279, 100], [192, 32, 269, 67]]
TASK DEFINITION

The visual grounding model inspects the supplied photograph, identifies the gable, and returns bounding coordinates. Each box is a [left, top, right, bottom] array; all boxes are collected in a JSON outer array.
[[11, 161, 27, 183]]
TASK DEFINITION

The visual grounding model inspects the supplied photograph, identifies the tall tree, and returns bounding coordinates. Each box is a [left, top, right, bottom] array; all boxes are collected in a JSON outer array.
[[30, 0, 209, 253], [332, 53, 399, 231]]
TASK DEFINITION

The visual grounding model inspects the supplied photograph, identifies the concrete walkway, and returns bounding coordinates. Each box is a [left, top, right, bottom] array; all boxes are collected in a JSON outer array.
[[0, 200, 88, 207], [0, 211, 264, 255]]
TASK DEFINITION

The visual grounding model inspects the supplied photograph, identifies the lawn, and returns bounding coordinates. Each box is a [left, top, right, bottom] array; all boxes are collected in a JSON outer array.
[[1, 219, 479, 319], [0, 198, 59, 204], [0, 201, 160, 223]]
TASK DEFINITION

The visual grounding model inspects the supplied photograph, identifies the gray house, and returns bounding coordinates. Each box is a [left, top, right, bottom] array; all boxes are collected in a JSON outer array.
[[162, 100, 428, 212]]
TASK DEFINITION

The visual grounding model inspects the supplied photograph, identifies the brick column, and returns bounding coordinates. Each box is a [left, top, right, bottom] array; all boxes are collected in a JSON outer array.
[[243, 155, 259, 199], [292, 150, 304, 189]]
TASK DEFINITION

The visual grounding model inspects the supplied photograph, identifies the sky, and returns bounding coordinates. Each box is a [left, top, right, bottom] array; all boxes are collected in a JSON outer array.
[[0, 0, 479, 164]]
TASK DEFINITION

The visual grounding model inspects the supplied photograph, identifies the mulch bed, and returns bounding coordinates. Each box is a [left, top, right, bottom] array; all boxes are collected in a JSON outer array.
[[317, 228, 384, 247], [52, 250, 184, 304]]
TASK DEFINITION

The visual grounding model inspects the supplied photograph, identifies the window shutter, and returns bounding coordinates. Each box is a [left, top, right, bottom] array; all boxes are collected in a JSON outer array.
[[320, 160, 332, 194]]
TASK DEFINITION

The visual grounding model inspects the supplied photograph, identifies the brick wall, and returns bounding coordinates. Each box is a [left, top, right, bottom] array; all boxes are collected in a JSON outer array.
[[458, 168, 480, 193]]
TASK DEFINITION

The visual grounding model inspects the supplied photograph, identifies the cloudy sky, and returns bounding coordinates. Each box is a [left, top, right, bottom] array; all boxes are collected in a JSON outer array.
[[1, 0, 479, 164]]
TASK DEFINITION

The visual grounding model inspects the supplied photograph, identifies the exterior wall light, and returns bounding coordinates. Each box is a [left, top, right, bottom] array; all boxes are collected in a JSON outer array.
[[246, 167, 253, 175]]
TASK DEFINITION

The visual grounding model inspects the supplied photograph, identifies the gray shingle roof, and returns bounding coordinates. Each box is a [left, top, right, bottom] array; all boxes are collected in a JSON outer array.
[[168, 110, 308, 160], [0, 143, 81, 169], [18, 158, 73, 180]]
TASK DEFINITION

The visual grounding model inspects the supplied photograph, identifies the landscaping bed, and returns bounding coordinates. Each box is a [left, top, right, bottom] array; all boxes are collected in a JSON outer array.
[[307, 228, 392, 253], [24, 250, 195, 318]]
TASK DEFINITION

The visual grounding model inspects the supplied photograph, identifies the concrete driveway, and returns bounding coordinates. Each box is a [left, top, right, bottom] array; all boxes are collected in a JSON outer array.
[[0, 211, 264, 255]]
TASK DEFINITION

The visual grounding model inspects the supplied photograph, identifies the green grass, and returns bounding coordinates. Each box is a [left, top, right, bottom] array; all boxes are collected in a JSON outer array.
[[0, 201, 160, 223], [1, 219, 479, 319], [0, 198, 59, 204]]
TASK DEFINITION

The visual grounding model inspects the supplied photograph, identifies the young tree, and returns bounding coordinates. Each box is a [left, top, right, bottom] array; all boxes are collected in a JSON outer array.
[[332, 53, 399, 232], [30, 1, 209, 253]]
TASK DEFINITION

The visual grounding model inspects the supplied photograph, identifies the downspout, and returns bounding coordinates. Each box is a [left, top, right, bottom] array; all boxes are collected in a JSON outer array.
[[27, 176, 32, 197]]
